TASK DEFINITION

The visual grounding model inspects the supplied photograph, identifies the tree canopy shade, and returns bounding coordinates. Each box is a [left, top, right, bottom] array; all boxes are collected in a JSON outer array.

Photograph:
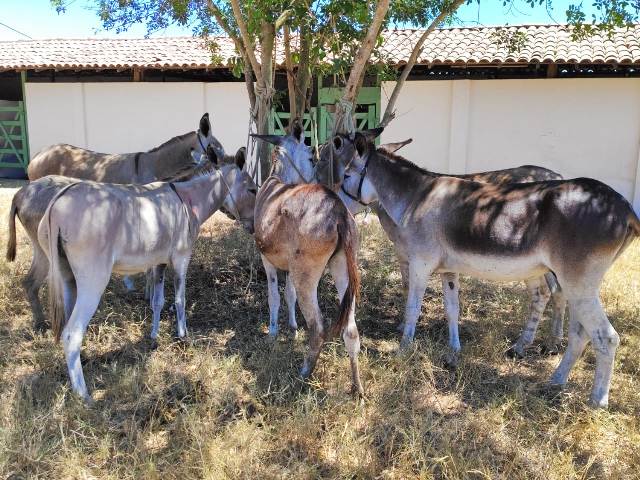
[[51, 0, 640, 180]]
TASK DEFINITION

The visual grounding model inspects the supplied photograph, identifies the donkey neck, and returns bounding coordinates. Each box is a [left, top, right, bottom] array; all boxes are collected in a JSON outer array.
[[173, 170, 227, 226], [367, 151, 436, 226], [139, 132, 200, 183]]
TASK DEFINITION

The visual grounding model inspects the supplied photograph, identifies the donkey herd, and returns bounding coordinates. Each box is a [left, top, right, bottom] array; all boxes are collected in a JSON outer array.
[[6, 112, 640, 409]]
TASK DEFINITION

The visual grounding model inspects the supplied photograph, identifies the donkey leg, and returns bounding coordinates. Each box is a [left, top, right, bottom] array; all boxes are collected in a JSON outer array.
[[150, 264, 167, 340], [290, 266, 324, 379], [396, 249, 410, 332], [122, 276, 135, 292], [144, 268, 154, 301], [284, 273, 298, 335], [441, 272, 461, 366], [512, 277, 551, 357], [23, 245, 49, 332], [329, 251, 364, 396], [261, 255, 281, 339], [172, 257, 190, 339], [549, 302, 591, 387], [400, 260, 432, 350], [62, 279, 108, 402], [573, 298, 619, 408], [547, 287, 567, 352]]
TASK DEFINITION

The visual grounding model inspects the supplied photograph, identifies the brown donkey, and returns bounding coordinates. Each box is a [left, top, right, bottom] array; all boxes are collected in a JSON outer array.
[[252, 124, 364, 395]]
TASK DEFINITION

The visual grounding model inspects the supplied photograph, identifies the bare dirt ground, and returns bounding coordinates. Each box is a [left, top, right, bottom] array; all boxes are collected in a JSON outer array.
[[1, 181, 639, 479]]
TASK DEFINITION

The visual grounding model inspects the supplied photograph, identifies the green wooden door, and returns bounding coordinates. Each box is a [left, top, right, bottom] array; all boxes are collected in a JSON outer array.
[[317, 85, 381, 144], [0, 100, 29, 172], [269, 108, 318, 146]]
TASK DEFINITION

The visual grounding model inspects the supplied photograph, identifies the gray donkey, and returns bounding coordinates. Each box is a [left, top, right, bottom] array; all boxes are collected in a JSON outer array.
[[37, 153, 256, 401], [27, 113, 224, 184], [7, 114, 229, 330], [329, 129, 639, 408], [320, 136, 567, 362]]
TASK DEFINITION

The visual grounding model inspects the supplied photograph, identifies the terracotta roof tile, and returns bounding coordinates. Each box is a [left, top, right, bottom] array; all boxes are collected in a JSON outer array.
[[0, 24, 638, 71]]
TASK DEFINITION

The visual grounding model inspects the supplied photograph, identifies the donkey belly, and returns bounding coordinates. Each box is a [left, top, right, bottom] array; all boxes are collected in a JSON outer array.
[[438, 251, 548, 282]]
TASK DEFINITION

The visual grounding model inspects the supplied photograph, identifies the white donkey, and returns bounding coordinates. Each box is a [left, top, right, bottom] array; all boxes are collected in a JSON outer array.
[[38, 153, 256, 401], [330, 129, 639, 408]]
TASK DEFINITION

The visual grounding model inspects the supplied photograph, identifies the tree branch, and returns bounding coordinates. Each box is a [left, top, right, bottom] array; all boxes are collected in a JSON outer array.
[[334, 0, 391, 134], [380, 0, 465, 127], [284, 25, 297, 116], [228, 0, 263, 83]]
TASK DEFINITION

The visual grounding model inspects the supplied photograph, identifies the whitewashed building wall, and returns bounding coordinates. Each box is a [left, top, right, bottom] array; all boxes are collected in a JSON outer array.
[[25, 78, 640, 210], [381, 78, 640, 210], [25, 82, 250, 158]]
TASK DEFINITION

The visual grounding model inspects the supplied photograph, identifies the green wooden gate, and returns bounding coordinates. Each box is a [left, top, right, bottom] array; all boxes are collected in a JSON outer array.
[[317, 85, 380, 144], [269, 81, 381, 145], [269, 108, 318, 146], [0, 100, 29, 172]]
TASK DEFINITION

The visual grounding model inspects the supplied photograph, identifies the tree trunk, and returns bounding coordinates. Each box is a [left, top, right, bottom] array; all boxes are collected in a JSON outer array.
[[284, 25, 297, 116], [255, 22, 275, 183], [293, 23, 312, 121], [380, 0, 465, 127], [333, 0, 391, 135]]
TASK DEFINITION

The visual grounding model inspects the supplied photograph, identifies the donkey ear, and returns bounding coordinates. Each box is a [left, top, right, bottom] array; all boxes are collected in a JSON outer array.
[[361, 126, 384, 141], [354, 132, 370, 158], [290, 118, 304, 143], [251, 134, 282, 146], [333, 135, 343, 151], [199, 113, 211, 137], [380, 138, 412, 153], [206, 144, 219, 165], [235, 147, 246, 170]]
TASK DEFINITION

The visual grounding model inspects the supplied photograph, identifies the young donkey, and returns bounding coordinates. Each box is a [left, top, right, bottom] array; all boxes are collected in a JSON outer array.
[[7, 113, 224, 330], [321, 136, 567, 361], [330, 131, 640, 408], [252, 124, 364, 396], [37, 154, 256, 401]]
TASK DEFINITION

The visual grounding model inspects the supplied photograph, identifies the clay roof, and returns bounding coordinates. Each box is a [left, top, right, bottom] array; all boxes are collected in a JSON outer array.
[[1, 24, 638, 71]]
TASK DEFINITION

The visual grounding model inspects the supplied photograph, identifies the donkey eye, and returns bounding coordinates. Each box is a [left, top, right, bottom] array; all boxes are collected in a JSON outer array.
[[249, 188, 257, 195]]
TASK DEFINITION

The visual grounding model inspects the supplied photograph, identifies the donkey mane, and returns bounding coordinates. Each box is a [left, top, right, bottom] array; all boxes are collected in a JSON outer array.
[[147, 132, 195, 154]]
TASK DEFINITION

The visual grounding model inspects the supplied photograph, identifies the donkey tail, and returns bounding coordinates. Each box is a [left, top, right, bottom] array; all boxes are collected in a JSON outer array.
[[43, 183, 77, 342], [6, 196, 18, 262], [331, 214, 361, 338], [629, 209, 640, 237]]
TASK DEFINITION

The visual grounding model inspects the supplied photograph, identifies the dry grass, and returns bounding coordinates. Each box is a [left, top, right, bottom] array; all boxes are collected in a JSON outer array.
[[1, 182, 639, 479]]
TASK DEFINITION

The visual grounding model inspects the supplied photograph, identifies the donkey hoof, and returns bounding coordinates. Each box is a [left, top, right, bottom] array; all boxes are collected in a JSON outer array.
[[398, 337, 414, 352], [540, 344, 561, 356], [147, 338, 159, 351], [299, 365, 312, 379], [589, 395, 609, 409], [506, 345, 525, 359], [444, 351, 460, 368]]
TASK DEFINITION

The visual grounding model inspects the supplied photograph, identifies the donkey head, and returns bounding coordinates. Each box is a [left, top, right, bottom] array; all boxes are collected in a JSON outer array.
[[218, 153, 257, 234], [251, 119, 315, 184], [327, 127, 384, 206], [198, 113, 226, 161]]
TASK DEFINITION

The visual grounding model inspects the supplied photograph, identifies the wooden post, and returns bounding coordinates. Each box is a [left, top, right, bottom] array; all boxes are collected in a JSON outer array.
[[133, 68, 144, 82]]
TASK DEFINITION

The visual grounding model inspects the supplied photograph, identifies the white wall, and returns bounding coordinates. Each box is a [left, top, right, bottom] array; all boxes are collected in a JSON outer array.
[[25, 82, 249, 157], [25, 78, 640, 209], [381, 78, 640, 210]]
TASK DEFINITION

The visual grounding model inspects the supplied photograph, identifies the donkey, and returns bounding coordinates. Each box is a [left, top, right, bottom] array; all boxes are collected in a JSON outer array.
[[319, 137, 567, 361], [328, 130, 640, 408], [28, 113, 224, 184], [37, 154, 256, 401], [252, 123, 364, 396]]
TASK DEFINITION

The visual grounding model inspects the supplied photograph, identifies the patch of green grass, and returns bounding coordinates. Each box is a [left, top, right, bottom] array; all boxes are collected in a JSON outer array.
[[1, 188, 639, 479]]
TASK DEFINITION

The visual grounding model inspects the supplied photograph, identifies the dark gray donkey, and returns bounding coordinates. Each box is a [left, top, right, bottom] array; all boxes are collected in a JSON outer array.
[[328, 129, 639, 408]]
